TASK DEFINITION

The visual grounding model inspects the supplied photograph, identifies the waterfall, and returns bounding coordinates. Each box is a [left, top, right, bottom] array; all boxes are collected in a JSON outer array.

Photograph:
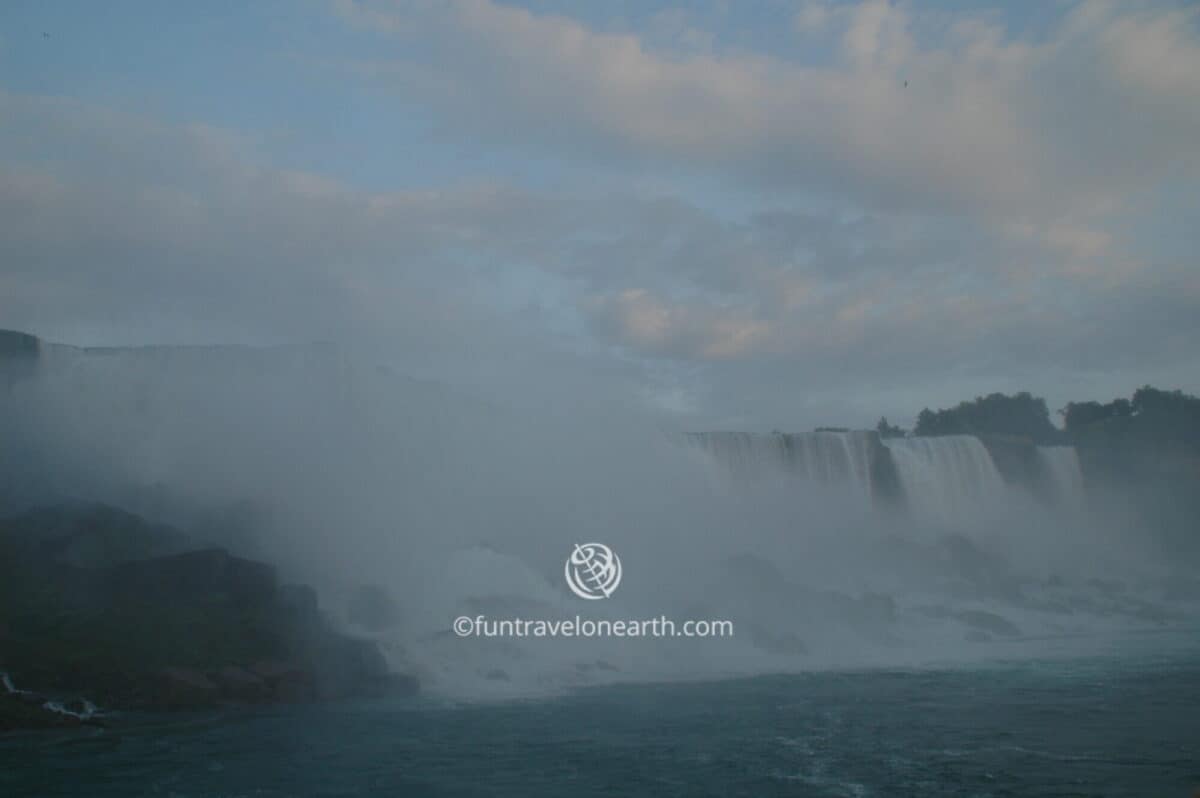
[[684, 431, 1085, 531], [685, 430, 875, 499], [881, 435, 1007, 528], [1036, 445, 1086, 511]]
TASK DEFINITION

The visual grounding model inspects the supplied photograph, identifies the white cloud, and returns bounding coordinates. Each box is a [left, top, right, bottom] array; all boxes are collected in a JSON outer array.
[[3, 1, 1199, 427], [338, 0, 1200, 222], [585, 288, 770, 360], [795, 2, 832, 35]]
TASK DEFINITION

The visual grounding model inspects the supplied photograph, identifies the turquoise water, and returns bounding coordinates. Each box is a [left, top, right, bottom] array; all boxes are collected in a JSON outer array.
[[3, 648, 1198, 797]]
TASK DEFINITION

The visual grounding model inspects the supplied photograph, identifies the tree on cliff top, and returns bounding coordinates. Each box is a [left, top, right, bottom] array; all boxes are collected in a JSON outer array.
[[1063, 386, 1200, 450], [1060, 398, 1131, 434], [914, 392, 1059, 443]]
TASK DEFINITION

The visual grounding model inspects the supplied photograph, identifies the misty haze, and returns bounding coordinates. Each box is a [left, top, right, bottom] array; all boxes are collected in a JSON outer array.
[[2, 2, 1199, 797]]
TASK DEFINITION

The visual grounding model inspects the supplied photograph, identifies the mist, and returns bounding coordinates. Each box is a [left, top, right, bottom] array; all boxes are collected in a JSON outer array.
[[3, 334, 1191, 701], [4, 3, 1200, 793]]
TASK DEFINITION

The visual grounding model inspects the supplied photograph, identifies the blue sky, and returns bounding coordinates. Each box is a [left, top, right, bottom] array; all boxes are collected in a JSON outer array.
[[2, 1, 1198, 429]]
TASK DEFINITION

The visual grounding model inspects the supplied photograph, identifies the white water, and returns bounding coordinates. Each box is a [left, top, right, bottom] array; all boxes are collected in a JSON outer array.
[[3, 337, 1182, 701], [1036, 446, 1087, 511], [882, 435, 1008, 529], [685, 430, 1021, 529], [1, 671, 28, 695], [4, 668, 102, 718], [686, 431, 875, 499], [42, 699, 101, 720]]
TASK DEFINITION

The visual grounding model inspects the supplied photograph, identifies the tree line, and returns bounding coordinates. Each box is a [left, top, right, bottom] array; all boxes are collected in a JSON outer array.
[[874, 386, 1200, 450]]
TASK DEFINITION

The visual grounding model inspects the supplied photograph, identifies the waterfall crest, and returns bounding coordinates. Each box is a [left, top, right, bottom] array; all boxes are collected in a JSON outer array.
[[881, 436, 1007, 527], [683, 430, 1092, 531], [685, 431, 876, 498], [1036, 445, 1086, 510]]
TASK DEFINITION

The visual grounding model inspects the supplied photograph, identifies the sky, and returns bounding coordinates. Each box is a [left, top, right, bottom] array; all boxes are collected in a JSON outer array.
[[1, 0, 1198, 430]]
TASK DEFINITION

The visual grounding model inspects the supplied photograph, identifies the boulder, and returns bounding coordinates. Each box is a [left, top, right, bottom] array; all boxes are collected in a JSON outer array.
[[106, 548, 277, 608], [346, 584, 401, 632], [154, 667, 220, 710], [214, 666, 268, 702], [0, 502, 419, 719], [388, 672, 420, 696], [0, 693, 85, 731], [306, 634, 392, 700], [0, 328, 40, 391], [250, 659, 316, 703], [1, 502, 187, 570], [278, 584, 320, 621]]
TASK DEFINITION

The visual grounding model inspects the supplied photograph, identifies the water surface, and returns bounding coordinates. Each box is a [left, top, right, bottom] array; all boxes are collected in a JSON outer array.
[[3, 643, 1198, 797]]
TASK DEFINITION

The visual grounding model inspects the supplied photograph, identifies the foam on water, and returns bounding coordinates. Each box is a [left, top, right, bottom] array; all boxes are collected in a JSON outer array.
[[1, 671, 27, 695], [41, 699, 101, 720]]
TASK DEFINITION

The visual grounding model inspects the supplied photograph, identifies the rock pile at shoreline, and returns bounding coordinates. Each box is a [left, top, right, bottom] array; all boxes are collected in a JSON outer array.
[[0, 503, 417, 731]]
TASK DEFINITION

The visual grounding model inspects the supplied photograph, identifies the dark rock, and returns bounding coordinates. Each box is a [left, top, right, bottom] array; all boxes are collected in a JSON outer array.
[[59, 698, 92, 716], [106, 548, 277, 608], [154, 667, 220, 709], [250, 659, 315, 703], [346, 584, 402, 632], [938, 535, 1024, 602], [979, 435, 1042, 493], [0, 693, 84, 731], [386, 672, 420, 696], [0, 502, 417, 718], [0, 329, 40, 391], [0, 329, 40, 359], [1, 502, 188, 569], [278, 584, 320, 620], [866, 431, 906, 509], [305, 634, 392, 700], [214, 666, 268, 702]]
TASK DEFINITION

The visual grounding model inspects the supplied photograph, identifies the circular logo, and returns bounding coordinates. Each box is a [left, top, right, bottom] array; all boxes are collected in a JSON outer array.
[[565, 542, 622, 600]]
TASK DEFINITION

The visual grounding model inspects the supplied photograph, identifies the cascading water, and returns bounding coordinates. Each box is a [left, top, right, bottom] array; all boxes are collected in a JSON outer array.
[[685, 431, 876, 499], [1036, 445, 1086, 511], [683, 429, 1099, 541], [5, 331, 1186, 700], [877, 436, 1007, 528]]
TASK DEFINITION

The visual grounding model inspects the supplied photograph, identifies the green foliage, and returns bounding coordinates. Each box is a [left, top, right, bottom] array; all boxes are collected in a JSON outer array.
[[1061, 398, 1131, 434], [914, 392, 1059, 443], [1064, 386, 1200, 451], [875, 416, 906, 439]]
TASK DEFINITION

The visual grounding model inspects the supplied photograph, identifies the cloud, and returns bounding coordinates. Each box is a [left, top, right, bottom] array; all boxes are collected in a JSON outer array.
[[337, 0, 1200, 221], [2, 1, 1199, 428], [585, 288, 770, 360], [795, 2, 833, 35]]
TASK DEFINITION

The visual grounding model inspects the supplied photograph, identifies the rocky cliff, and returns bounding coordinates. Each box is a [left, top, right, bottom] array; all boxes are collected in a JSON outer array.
[[0, 502, 416, 730]]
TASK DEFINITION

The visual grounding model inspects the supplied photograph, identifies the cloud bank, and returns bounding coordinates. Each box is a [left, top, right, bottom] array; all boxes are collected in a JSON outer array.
[[2, 1, 1198, 427]]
